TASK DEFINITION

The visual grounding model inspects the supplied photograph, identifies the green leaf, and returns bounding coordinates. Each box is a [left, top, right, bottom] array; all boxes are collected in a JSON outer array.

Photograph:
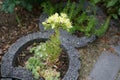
[[95, 16, 111, 37], [107, 0, 117, 7], [112, 14, 118, 19], [118, 8, 120, 15], [26, 4, 32, 11], [93, 0, 101, 4]]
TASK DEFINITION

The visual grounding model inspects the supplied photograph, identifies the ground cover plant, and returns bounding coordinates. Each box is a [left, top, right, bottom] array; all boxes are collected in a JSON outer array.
[[26, 32, 61, 79], [1, 0, 45, 13], [90, 0, 120, 19]]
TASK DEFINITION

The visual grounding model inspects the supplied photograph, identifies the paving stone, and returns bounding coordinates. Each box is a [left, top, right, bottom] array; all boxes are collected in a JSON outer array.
[[89, 51, 120, 80]]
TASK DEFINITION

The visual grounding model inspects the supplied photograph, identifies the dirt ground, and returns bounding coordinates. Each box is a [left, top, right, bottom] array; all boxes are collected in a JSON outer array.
[[0, 2, 42, 62]]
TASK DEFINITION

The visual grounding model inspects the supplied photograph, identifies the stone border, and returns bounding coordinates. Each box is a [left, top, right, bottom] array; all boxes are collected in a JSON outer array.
[[1, 31, 80, 80]]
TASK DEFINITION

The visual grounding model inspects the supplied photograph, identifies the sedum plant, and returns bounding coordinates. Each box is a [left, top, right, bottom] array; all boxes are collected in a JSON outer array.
[[26, 31, 61, 79], [41, 68, 60, 80], [26, 12, 72, 80], [42, 13, 72, 32]]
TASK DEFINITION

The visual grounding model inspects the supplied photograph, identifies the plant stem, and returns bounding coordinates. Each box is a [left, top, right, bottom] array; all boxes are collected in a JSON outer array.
[[15, 12, 22, 27]]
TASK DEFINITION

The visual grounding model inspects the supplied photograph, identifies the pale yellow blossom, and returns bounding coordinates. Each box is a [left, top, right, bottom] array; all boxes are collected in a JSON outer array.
[[42, 13, 72, 32]]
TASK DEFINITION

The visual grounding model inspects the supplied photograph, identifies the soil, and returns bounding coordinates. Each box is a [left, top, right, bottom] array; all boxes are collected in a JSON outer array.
[[14, 45, 34, 67], [56, 50, 69, 78], [0, 1, 120, 80]]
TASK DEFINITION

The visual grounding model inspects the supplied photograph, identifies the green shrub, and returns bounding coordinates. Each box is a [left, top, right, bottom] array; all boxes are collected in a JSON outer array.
[[42, 0, 110, 37], [94, 16, 111, 37], [41, 1, 64, 16], [1, 0, 44, 13], [90, 0, 120, 19]]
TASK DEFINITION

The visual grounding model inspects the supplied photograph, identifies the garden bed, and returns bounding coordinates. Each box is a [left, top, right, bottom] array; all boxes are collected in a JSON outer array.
[[0, 0, 120, 80], [15, 44, 69, 79]]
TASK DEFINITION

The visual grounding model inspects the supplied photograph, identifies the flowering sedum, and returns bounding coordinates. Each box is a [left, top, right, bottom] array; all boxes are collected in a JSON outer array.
[[42, 13, 72, 32], [41, 68, 60, 80]]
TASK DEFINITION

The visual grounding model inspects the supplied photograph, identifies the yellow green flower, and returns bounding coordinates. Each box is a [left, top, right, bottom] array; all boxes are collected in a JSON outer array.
[[42, 13, 72, 32]]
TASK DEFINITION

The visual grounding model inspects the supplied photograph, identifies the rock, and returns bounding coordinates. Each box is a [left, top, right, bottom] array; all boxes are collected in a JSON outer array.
[[89, 51, 120, 80]]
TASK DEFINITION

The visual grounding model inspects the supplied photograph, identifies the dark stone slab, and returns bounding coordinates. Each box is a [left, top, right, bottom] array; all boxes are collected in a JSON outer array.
[[60, 29, 96, 48], [1, 31, 80, 80], [89, 51, 120, 80]]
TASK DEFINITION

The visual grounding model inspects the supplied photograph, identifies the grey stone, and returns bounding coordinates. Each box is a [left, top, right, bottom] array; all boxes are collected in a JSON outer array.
[[39, 13, 48, 32], [89, 51, 120, 80], [60, 29, 96, 48], [1, 32, 80, 80], [9, 67, 34, 80]]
